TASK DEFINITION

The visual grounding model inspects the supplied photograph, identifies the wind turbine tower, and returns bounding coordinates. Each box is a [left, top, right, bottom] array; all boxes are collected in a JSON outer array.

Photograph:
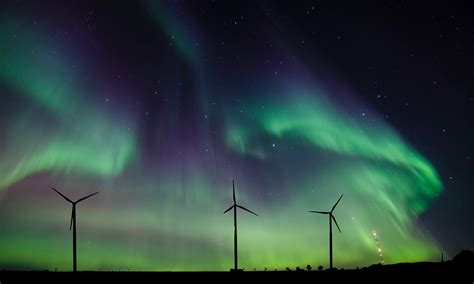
[[224, 180, 258, 271], [309, 194, 343, 270], [52, 187, 98, 272]]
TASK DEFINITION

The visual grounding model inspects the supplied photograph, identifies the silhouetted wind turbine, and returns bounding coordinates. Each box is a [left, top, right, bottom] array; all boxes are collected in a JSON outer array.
[[52, 187, 98, 272], [224, 180, 258, 272], [309, 194, 343, 270]]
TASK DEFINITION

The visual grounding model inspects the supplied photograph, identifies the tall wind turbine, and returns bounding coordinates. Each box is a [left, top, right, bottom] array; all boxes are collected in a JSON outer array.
[[52, 187, 98, 272], [224, 180, 258, 271], [309, 194, 343, 270]]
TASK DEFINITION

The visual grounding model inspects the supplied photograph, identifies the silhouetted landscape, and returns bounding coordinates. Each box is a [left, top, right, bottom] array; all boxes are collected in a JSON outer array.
[[1, 250, 472, 275]]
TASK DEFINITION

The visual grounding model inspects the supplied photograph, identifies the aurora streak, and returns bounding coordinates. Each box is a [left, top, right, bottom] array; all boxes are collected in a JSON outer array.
[[0, 1, 448, 271]]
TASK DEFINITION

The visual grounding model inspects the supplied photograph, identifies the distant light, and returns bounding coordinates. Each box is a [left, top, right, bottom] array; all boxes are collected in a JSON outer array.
[[272, 143, 276, 148]]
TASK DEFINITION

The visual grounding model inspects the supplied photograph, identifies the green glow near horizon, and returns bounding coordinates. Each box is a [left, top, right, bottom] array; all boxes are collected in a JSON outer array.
[[0, 8, 445, 272], [221, 88, 443, 269]]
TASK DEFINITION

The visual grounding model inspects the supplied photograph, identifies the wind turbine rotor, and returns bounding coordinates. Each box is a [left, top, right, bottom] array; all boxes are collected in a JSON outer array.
[[331, 214, 342, 233], [331, 194, 343, 213], [236, 205, 259, 216]]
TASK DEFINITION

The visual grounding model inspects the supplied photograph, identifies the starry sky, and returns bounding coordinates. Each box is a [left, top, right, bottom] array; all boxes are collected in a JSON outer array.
[[0, 0, 472, 271]]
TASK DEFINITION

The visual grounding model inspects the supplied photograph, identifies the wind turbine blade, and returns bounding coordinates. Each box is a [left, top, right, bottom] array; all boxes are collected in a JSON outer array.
[[224, 205, 235, 214], [52, 187, 73, 203], [76, 192, 99, 203], [309, 210, 329, 214], [331, 214, 342, 233], [331, 194, 343, 212], [69, 206, 75, 231], [232, 180, 236, 204], [236, 205, 259, 216]]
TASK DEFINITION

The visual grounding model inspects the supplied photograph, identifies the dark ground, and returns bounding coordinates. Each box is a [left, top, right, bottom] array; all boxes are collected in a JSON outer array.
[[1, 250, 472, 283]]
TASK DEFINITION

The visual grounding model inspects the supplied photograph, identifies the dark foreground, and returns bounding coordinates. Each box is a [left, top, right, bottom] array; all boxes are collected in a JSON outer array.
[[1, 250, 473, 283]]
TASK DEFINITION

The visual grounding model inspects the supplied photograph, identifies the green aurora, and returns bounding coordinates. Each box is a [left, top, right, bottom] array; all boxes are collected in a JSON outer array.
[[0, 3, 445, 271]]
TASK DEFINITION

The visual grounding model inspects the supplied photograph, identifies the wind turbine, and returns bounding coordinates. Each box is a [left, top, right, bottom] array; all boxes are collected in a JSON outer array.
[[309, 194, 343, 270], [52, 187, 98, 272], [224, 180, 258, 272]]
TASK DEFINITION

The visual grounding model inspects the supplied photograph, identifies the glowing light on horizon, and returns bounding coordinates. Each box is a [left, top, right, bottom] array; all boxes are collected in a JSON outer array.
[[0, 2, 444, 271], [372, 230, 385, 265]]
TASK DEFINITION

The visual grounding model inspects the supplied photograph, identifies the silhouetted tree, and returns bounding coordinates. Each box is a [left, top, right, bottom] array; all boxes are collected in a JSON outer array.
[[306, 264, 312, 271], [286, 267, 292, 271], [318, 265, 323, 271]]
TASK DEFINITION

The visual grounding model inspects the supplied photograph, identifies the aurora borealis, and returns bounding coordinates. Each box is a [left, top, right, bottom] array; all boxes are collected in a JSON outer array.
[[0, 1, 472, 271]]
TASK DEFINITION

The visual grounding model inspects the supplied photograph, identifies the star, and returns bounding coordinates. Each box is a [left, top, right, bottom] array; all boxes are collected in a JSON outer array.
[[0, 1, 467, 271]]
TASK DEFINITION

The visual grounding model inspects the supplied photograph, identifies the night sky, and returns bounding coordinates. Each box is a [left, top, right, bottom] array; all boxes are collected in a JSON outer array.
[[0, 0, 472, 271]]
